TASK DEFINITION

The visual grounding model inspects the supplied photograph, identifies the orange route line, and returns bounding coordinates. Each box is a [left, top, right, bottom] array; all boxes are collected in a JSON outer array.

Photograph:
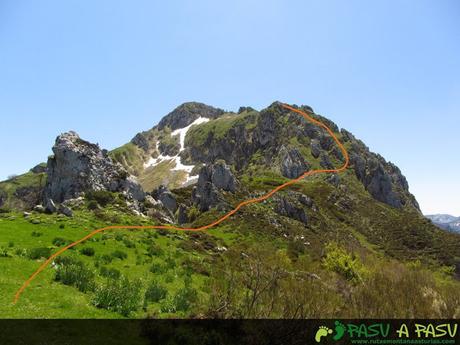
[[13, 103, 350, 304]]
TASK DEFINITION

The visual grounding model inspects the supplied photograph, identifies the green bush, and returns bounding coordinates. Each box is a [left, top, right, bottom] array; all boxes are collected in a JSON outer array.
[[123, 238, 135, 248], [115, 234, 125, 241], [8, 241, 14, 248], [87, 200, 99, 210], [147, 244, 164, 257], [100, 254, 113, 264], [86, 190, 115, 207], [54, 255, 81, 266], [111, 250, 128, 260], [31, 231, 42, 237], [92, 277, 142, 316], [52, 237, 69, 247], [28, 247, 52, 260], [187, 206, 200, 222], [80, 247, 95, 257], [174, 286, 197, 312], [161, 286, 197, 313], [165, 256, 176, 269], [99, 266, 121, 280], [323, 242, 363, 282], [150, 263, 166, 274], [55, 261, 95, 292], [0, 247, 11, 258], [144, 280, 167, 303]]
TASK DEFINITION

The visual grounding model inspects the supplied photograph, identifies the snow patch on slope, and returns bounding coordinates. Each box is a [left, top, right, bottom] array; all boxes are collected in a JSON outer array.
[[144, 117, 209, 184]]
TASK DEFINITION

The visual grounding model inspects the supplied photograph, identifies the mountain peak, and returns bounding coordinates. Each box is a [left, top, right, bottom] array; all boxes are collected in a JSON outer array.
[[157, 102, 225, 130]]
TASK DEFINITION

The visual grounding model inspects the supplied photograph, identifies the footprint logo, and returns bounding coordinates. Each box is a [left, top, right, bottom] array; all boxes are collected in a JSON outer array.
[[333, 321, 346, 341], [315, 326, 333, 343]]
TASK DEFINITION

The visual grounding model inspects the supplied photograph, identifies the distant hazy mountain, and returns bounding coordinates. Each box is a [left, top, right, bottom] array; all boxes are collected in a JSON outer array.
[[426, 214, 460, 233]]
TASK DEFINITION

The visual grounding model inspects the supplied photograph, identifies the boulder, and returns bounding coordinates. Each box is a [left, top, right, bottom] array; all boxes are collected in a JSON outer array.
[[310, 139, 321, 158], [58, 204, 73, 217], [122, 176, 145, 201], [62, 197, 85, 209], [177, 205, 188, 225], [319, 153, 334, 169], [153, 185, 177, 213], [297, 194, 314, 208], [279, 146, 310, 179], [44, 198, 57, 213], [326, 173, 340, 187], [33, 204, 45, 213], [275, 197, 308, 224], [30, 163, 46, 174], [192, 162, 237, 211]]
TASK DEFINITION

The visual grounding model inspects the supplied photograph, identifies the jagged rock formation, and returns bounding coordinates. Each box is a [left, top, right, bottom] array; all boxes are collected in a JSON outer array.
[[279, 145, 310, 178], [180, 102, 419, 211], [342, 129, 419, 210], [192, 161, 237, 211], [275, 197, 308, 224], [43, 131, 145, 206]]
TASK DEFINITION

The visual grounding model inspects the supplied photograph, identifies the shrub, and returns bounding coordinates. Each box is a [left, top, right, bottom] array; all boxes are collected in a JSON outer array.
[[187, 206, 200, 222], [92, 277, 142, 316], [165, 256, 176, 269], [161, 286, 197, 313], [87, 200, 99, 210], [147, 244, 164, 257], [99, 266, 121, 280], [123, 238, 135, 248], [0, 247, 11, 258], [115, 234, 125, 242], [31, 231, 42, 237], [52, 237, 69, 247], [150, 263, 166, 274], [111, 250, 128, 260], [287, 240, 305, 260], [59, 224, 65, 229], [100, 254, 113, 264], [55, 261, 95, 292], [323, 242, 363, 282], [8, 241, 14, 248], [80, 247, 95, 256], [144, 280, 167, 303], [173, 286, 198, 312], [28, 247, 52, 260], [54, 255, 81, 266], [86, 190, 115, 207]]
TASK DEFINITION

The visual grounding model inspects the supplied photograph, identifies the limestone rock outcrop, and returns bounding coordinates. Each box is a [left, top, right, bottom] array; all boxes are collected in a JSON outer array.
[[43, 131, 145, 206]]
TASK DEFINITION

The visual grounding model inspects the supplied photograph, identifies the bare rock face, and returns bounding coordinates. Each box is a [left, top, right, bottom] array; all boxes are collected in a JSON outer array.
[[43, 131, 144, 205], [275, 197, 308, 224], [279, 145, 310, 179], [192, 161, 237, 211], [152, 185, 178, 214]]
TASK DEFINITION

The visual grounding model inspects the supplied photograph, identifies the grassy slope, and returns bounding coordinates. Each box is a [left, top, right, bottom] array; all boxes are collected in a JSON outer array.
[[0, 172, 46, 210], [0, 207, 221, 318], [1, 168, 459, 318]]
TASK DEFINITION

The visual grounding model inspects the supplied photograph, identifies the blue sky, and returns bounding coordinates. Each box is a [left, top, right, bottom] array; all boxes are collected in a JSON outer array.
[[0, 0, 458, 215]]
